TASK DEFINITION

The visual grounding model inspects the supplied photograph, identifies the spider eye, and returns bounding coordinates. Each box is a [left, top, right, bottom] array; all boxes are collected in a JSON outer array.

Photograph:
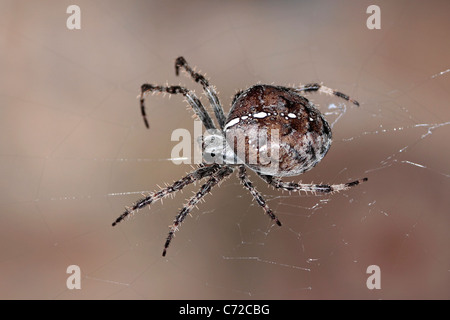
[[202, 133, 226, 164]]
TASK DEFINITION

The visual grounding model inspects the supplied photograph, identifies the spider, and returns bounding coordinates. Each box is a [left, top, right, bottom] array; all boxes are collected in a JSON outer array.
[[112, 56, 367, 256]]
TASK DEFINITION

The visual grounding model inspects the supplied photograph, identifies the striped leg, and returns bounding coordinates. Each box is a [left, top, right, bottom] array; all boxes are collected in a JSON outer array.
[[292, 83, 360, 106], [238, 166, 282, 226], [163, 166, 234, 256], [140, 83, 216, 130], [112, 164, 220, 227], [258, 174, 368, 194], [175, 56, 227, 129]]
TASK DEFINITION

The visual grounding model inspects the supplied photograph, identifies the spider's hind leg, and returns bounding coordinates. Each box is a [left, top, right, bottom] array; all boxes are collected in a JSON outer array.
[[258, 174, 368, 194], [292, 83, 360, 106], [231, 89, 244, 106]]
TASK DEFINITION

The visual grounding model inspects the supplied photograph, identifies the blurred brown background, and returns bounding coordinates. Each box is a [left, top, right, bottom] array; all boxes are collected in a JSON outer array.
[[0, 0, 449, 299]]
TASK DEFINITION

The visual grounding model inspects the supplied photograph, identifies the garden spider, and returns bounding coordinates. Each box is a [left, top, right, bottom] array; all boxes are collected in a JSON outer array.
[[112, 56, 367, 256]]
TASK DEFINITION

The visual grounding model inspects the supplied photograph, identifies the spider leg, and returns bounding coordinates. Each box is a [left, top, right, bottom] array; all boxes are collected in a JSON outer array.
[[112, 164, 221, 226], [140, 83, 216, 130], [238, 165, 282, 226], [291, 83, 360, 106], [175, 56, 227, 130], [231, 89, 244, 106], [258, 174, 368, 194], [163, 165, 234, 256]]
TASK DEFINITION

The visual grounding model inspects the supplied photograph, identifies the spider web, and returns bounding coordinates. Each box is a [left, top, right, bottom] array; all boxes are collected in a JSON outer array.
[[0, 0, 449, 299]]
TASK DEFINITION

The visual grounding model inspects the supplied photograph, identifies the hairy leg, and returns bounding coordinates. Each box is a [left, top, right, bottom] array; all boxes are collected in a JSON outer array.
[[112, 164, 220, 226]]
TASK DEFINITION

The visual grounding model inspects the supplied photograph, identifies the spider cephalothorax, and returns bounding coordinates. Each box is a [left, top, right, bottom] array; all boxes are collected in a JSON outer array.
[[113, 56, 367, 256]]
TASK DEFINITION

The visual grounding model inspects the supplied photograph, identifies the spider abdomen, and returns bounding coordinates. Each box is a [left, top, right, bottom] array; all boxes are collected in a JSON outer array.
[[224, 85, 332, 177]]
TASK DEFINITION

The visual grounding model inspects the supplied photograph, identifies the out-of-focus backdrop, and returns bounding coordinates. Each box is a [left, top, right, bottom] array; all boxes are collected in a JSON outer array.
[[0, 0, 449, 299]]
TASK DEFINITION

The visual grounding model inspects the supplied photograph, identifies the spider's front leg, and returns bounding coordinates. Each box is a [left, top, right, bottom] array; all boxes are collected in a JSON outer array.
[[163, 165, 234, 256], [258, 174, 368, 194], [175, 56, 227, 129], [140, 83, 216, 130], [112, 164, 221, 226]]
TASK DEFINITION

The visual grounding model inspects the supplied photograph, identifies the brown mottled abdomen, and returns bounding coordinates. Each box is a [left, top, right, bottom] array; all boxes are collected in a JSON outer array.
[[224, 85, 332, 177]]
